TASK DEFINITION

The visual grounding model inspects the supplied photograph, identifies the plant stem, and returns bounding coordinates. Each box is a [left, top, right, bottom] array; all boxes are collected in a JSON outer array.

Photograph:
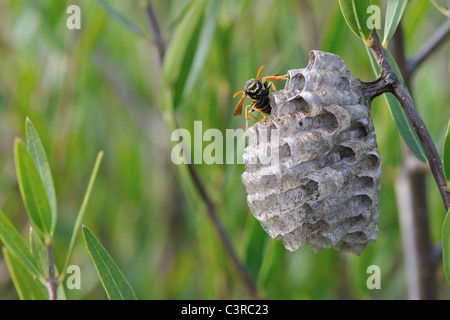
[[143, 0, 165, 62], [367, 29, 450, 212], [46, 242, 57, 300], [185, 161, 259, 298]]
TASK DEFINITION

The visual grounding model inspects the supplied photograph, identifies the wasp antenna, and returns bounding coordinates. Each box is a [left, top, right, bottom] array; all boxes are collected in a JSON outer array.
[[255, 65, 265, 79], [233, 89, 246, 98]]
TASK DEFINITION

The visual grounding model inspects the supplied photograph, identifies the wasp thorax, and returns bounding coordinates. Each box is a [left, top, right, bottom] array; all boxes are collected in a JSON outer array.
[[244, 78, 256, 90], [241, 50, 382, 255]]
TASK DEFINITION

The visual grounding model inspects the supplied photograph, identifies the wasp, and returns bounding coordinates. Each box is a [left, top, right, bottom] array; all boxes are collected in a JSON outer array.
[[233, 65, 288, 137]]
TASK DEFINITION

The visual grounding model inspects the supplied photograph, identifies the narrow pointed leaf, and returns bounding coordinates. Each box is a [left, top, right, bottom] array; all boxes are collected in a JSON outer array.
[[0, 209, 41, 278], [62, 151, 104, 278], [442, 209, 450, 284], [257, 241, 286, 289], [443, 119, 450, 181], [3, 248, 48, 300], [244, 217, 267, 281], [26, 118, 57, 234], [182, 0, 219, 98], [382, 0, 408, 47], [29, 228, 49, 278], [385, 49, 427, 163], [83, 225, 137, 300], [15, 139, 52, 237], [339, 0, 373, 44], [162, 0, 207, 109]]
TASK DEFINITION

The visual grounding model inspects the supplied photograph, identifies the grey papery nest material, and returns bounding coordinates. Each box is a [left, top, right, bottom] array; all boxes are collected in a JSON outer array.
[[241, 50, 382, 255]]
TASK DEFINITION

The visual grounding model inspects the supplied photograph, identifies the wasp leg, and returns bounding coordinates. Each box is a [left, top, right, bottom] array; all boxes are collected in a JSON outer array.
[[243, 102, 256, 138], [262, 74, 288, 81], [252, 106, 267, 122], [248, 109, 260, 122], [261, 74, 288, 88], [266, 81, 279, 93]]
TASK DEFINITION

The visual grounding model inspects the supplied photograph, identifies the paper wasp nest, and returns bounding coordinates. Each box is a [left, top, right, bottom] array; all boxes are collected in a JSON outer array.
[[242, 51, 382, 255]]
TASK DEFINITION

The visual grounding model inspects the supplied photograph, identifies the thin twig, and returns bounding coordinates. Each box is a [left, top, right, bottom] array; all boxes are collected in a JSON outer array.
[[185, 163, 259, 298], [406, 19, 450, 75], [143, 0, 165, 62], [142, 0, 259, 299], [366, 29, 450, 212]]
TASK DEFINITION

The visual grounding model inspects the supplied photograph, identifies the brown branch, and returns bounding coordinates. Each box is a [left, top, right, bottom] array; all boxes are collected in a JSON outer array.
[[406, 19, 450, 75], [186, 164, 259, 299], [143, 0, 165, 62], [366, 29, 450, 212], [142, 0, 259, 299]]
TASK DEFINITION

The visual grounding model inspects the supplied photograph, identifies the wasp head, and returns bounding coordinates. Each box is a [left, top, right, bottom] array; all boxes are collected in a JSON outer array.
[[244, 78, 265, 99]]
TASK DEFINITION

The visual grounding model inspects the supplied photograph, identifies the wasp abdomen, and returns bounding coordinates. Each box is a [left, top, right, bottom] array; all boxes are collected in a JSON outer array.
[[245, 80, 271, 114], [254, 95, 271, 114]]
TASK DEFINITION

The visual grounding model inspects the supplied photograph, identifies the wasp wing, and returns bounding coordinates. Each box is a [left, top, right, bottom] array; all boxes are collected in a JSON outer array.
[[233, 94, 246, 116]]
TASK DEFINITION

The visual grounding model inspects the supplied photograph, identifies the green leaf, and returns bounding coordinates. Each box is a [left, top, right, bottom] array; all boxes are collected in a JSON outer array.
[[95, 0, 145, 37], [29, 227, 49, 278], [384, 93, 427, 163], [338, 0, 374, 45], [15, 139, 53, 238], [26, 118, 57, 234], [162, 0, 207, 109], [443, 118, 450, 181], [0, 209, 41, 278], [385, 50, 427, 163], [182, 0, 219, 98], [83, 225, 137, 300], [244, 217, 267, 281], [3, 248, 48, 300], [61, 151, 104, 280], [257, 241, 285, 289], [365, 46, 427, 163], [57, 281, 67, 300], [442, 208, 450, 284], [382, 0, 408, 48]]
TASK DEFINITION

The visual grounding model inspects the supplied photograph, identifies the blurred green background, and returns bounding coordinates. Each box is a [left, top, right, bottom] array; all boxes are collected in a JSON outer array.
[[0, 0, 449, 299]]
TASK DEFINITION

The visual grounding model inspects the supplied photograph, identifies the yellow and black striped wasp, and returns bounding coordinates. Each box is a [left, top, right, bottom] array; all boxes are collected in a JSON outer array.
[[233, 65, 288, 137]]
